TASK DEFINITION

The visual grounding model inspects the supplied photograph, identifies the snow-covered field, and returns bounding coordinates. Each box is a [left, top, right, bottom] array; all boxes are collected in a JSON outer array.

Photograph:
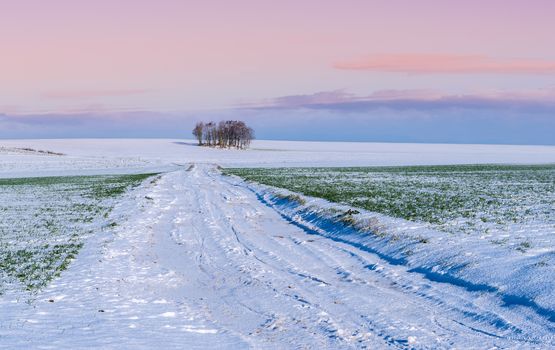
[[1, 139, 554, 178], [0, 174, 154, 295], [1, 139, 555, 348], [226, 165, 555, 333]]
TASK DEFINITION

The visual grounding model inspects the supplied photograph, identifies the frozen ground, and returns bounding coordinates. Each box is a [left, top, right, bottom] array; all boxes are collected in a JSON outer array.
[[2, 165, 554, 348], [1, 139, 554, 348], [1, 139, 554, 178]]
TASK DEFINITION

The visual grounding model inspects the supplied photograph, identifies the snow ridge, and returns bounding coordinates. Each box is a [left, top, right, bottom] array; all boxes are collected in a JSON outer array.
[[225, 172, 555, 346]]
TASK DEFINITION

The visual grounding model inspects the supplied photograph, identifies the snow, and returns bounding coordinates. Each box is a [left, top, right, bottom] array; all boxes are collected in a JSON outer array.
[[245, 178, 555, 324], [2, 165, 553, 348], [1, 139, 555, 348], [0, 139, 554, 178]]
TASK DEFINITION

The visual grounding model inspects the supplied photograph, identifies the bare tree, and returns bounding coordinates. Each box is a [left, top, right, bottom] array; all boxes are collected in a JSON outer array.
[[192, 122, 204, 145], [204, 122, 216, 147], [192, 120, 254, 149]]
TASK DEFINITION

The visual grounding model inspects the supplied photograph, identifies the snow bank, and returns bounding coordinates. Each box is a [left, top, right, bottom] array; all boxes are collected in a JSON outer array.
[[242, 180, 555, 323]]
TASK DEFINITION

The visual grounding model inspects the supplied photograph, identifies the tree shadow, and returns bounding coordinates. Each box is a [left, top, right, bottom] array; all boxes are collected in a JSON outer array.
[[172, 141, 199, 147]]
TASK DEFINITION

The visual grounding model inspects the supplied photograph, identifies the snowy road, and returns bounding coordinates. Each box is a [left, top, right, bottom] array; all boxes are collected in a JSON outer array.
[[1, 165, 553, 349]]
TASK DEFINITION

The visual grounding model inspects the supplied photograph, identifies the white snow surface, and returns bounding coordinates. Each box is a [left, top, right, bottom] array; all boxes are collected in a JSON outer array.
[[0, 139, 554, 178], [2, 165, 554, 349], [1, 139, 555, 348]]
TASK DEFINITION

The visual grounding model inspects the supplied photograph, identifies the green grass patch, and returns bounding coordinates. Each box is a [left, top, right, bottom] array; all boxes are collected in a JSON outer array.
[[0, 173, 155, 294], [224, 164, 555, 235]]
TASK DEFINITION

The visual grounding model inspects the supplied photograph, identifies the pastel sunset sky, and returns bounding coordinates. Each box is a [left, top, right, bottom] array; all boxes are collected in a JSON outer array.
[[1, 0, 554, 144]]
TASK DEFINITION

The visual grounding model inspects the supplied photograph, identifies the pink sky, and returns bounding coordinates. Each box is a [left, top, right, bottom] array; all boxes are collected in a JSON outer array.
[[1, 0, 555, 114], [334, 54, 555, 74]]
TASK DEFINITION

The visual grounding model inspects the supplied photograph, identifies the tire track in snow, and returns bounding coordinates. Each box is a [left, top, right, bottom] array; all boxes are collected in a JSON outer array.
[[211, 164, 555, 348], [176, 170, 488, 345], [176, 168, 368, 348], [3, 164, 552, 348]]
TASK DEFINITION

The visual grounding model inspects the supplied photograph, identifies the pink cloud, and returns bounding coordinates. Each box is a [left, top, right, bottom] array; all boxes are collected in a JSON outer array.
[[42, 89, 151, 99], [334, 54, 555, 74]]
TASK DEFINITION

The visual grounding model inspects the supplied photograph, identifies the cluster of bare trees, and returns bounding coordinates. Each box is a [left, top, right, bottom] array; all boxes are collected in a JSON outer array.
[[192, 120, 254, 149]]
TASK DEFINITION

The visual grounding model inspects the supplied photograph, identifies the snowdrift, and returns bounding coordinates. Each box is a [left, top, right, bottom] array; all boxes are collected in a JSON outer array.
[[238, 179, 555, 323]]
